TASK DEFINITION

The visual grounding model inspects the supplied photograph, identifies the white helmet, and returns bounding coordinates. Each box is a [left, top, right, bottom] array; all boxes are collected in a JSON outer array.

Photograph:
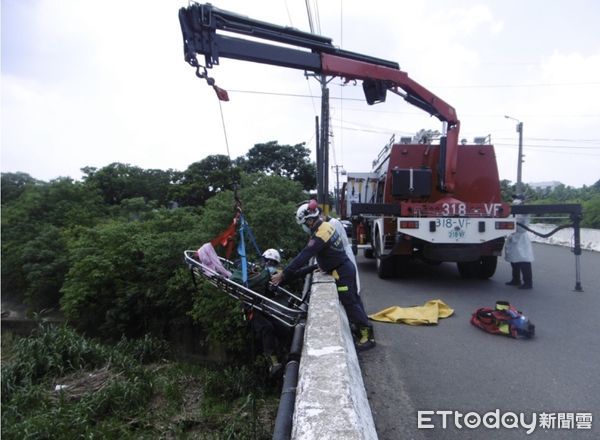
[[295, 200, 320, 225], [262, 248, 281, 264]]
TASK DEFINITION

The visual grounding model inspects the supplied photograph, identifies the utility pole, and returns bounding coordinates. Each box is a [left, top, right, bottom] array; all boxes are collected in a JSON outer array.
[[505, 115, 524, 196], [331, 165, 345, 214], [320, 75, 330, 216]]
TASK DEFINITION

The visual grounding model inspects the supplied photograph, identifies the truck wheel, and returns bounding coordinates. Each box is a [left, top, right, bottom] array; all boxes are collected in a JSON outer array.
[[395, 255, 410, 278], [457, 261, 477, 279], [457, 257, 498, 279], [375, 234, 394, 279], [477, 256, 497, 279], [364, 248, 374, 259]]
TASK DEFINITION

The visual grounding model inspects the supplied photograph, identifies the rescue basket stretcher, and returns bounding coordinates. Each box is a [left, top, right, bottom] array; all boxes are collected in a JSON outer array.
[[184, 250, 307, 327]]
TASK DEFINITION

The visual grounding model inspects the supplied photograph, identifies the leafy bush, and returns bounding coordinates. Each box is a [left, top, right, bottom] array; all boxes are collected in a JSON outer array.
[[582, 196, 600, 229], [60, 208, 202, 338]]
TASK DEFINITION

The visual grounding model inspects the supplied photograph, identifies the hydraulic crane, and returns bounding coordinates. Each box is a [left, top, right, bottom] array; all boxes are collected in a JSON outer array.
[[178, 3, 584, 289], [178, 3, 461, 193]]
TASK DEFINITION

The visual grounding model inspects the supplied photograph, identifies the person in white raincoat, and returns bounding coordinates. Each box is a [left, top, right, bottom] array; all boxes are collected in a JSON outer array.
[[504, 197, 534, 289]]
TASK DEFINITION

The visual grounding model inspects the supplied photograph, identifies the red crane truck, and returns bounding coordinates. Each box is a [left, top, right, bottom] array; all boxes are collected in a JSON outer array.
[[178, 3, 516, 280], [340, 134, 515, 279]]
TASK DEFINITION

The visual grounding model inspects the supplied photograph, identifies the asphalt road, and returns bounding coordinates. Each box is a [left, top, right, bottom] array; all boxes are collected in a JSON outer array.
[[357, 243, 600, 440]]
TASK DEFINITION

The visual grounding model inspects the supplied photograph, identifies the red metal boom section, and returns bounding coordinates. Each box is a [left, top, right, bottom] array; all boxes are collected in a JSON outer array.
[[179, 3, 461, 192], [320, 53, 460, 192]]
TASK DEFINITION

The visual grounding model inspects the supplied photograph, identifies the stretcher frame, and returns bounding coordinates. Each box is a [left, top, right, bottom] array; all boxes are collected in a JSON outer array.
[[184, 250, 307, 327]]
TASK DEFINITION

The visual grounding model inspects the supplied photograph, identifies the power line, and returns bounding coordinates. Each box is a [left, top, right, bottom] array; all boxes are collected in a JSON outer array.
[[223, 89, 600, 118], [433, 81, 600, 89], [495, 143, 600, 150], [304, 0, 315, 33], [313, 0, 322, 34], [495, 137, 600, 143], [283, 0, 294, 27]]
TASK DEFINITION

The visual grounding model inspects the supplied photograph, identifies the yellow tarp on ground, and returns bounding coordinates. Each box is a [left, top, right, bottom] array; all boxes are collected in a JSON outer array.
[[369, 299, 454, 325]]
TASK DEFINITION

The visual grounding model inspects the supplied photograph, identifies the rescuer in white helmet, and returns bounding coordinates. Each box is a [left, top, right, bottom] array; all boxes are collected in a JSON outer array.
[[262, 248, 281, 274], [271, 199, 375, 350]]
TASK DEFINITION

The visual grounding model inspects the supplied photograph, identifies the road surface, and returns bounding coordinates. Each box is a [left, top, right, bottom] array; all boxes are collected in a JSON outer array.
[[357, 243, 599, 439]]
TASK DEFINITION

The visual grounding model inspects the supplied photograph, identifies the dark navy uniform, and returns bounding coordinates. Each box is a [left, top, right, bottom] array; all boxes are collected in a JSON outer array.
[[282, 219, 370, 328]]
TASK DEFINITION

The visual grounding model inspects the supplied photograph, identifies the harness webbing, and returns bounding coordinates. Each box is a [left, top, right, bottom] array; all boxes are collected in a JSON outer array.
[[237, 213, 262, 286]]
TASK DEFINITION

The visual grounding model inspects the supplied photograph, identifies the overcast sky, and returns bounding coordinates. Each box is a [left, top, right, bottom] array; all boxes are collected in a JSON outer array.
[[2, 0, 599, 189]]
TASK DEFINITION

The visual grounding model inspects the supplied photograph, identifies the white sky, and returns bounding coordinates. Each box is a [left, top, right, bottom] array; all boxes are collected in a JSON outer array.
[[2, 0, 600, 189]]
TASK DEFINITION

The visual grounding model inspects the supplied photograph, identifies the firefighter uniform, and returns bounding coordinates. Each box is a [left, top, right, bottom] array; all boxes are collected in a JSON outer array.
[[281, 219, 371, 330]]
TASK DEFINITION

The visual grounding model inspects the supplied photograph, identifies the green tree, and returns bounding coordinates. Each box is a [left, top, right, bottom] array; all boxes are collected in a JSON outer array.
[[237, 141, 316, 191], [60, 208, 203, 338], [20, 225, 69, 309], [1, 172, 42, 204], [82, 163, 176, 206], [171, 155, 239, 207], [582, 196, 600, 228], [199, 173, 308, 259], [1, 178, 105, 305]]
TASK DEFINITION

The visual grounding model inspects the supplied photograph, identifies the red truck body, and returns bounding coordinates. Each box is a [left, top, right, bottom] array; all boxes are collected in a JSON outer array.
[[341, 138, 515, 278]]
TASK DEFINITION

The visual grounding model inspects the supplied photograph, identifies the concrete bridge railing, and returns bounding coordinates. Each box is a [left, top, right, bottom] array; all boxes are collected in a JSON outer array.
[[291, 272, 377, 440]]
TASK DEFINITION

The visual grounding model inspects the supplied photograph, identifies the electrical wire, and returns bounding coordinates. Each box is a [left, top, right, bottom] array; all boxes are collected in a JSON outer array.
[[304, 0, 314, 33], [313, 0, 322, 34], [433, 81, 600, 89], [283, 0, 294, 27]]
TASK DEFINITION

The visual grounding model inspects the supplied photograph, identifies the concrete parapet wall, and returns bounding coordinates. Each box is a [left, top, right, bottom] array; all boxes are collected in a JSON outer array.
[[291, 272, 377, 440], [528, 224, 600, 252]]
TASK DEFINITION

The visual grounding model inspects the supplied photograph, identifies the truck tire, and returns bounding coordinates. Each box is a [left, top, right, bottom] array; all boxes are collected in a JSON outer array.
[[477, 256, 497, 279], [375, 233, 394, 279], [395, 255, 410, 278], [364, 248, 374, 259], [457, 261, 477, 279], [457, 256, 497, 279]]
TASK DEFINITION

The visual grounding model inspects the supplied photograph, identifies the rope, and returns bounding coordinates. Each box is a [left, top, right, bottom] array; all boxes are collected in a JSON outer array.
[[215, 95, 242, 212], [217, 98, 232, 162]]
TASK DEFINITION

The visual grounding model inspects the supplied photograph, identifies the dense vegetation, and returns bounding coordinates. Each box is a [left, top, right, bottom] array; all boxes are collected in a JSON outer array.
[[499, 179, 600, 227], [1, 323, 278, 439], [1, 142, 311, 335], [1, 142, 312, 438], [1, 138, 598, 437]]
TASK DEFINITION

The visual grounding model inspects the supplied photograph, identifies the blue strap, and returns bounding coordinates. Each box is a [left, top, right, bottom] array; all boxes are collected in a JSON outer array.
[[237, 214, 262, 286], [238, 224, 248, 286]]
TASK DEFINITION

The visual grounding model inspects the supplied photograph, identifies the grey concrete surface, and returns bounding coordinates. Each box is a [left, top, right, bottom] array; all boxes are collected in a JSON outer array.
[[358, 244, 600, 439], [292, 271, 377, 440]]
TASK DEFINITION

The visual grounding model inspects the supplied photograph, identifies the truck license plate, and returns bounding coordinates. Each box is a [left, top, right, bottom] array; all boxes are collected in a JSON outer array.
[[436, 218, 470, 239]]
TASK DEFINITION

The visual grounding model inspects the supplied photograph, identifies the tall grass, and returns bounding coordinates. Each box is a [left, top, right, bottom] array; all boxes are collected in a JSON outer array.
[[1, 323, 278, 439]]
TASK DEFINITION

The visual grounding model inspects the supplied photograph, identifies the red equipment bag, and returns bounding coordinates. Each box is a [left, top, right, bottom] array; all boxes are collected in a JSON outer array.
[[470, 301, 535, 339]]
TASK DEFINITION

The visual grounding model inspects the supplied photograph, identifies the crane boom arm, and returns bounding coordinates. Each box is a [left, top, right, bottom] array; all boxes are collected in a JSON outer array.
[[179, 3, 460, 192]]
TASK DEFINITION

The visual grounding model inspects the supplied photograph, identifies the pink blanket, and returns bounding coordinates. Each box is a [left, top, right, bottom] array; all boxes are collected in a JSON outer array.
[[197, 243, 232, 278]]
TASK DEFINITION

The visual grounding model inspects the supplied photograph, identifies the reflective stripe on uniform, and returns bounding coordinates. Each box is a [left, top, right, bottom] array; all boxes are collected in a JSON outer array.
[[337, 285, 349, 293]]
